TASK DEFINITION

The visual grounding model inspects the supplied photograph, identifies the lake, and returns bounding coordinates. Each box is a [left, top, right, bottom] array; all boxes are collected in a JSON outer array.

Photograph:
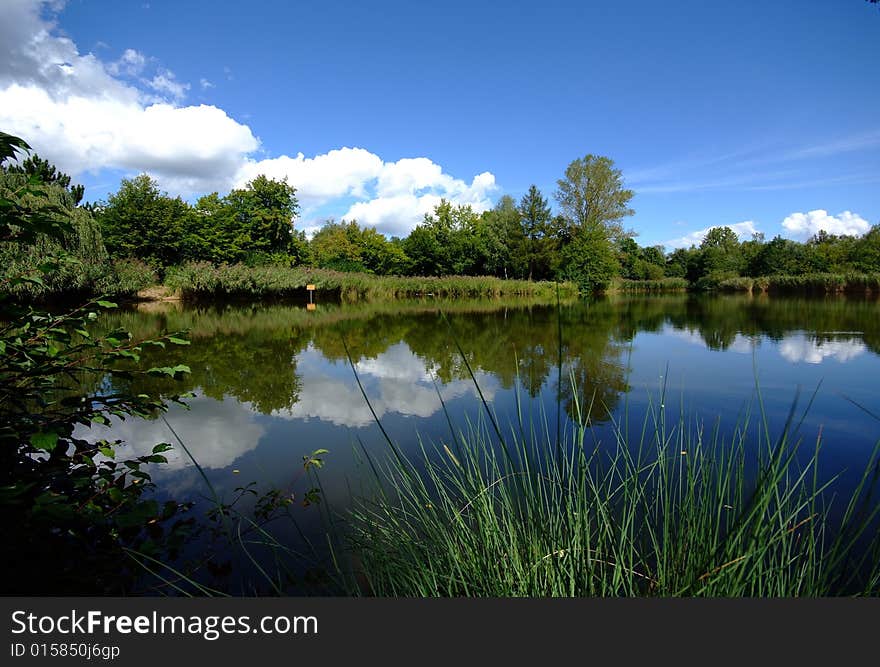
[[83, 293, 880, 593]]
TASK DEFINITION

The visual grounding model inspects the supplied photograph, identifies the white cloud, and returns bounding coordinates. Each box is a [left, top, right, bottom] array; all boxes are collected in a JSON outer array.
[[272, 344, 496, 428], [781, 210, 871, 240], [663, 221, 760, 250], [107, 48, 146, 77], [0, 0, 496, 226], [779, 335, 866, 365], [76, 395, 266, 472], [1, 84, 260, 191], [235, 147, 384, 207], [146, 70, 189, 102], [237, 152, 497, 236], [343, 162, 495, 236], [0, 0, 258, 192]]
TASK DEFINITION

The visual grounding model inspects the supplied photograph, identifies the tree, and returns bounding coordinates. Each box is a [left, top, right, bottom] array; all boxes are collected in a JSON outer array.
[[554, 155, 634, 292], [559, 224, 619, 292], [554, 154, 634, 240], [696, 226, 744, 280], [518, 185, 555, 280], [479, 195, 525, 279], [403, 200, 485, 276], [4, 153, 85, 207], [96, 174, 190, 268], [224, 175, 299, 256], [751, 236, 805, 276]]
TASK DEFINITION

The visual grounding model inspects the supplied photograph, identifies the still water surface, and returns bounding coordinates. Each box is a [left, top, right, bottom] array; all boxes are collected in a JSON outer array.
[[86, 294, 880, 591]]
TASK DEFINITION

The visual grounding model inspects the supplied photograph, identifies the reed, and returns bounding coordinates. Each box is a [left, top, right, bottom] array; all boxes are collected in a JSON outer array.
[[347, 373, 880, 596], [163, 262, 576, 301], [612, 277, 689, 292]]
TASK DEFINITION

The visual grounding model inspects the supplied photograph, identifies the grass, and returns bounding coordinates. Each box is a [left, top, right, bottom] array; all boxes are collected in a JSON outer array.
[[612, 277, 689, 292], [719, 273, 880, 295], [163, 261, 577, 301], [346, 371, 880, 597]]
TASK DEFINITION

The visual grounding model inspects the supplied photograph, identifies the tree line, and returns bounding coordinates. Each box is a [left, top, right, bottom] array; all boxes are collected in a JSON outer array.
[[85, 153, 636, 293], [4, 141, 880, 296]]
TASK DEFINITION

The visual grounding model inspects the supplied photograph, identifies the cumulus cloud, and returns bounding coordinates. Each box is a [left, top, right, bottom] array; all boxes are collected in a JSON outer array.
[[235, 148, 384, 207], [781, 210, 871, 240], [663, 221, 761, 250], [342, 168, 495, 237], [778, 335, 866, 365], [0, 0, 258, 192], [0, 0, 495, 230], [76, 395, 266, 472], [236, 152, 497, 236], [1, 84, 260, 190], [272, 344, 496, 428]]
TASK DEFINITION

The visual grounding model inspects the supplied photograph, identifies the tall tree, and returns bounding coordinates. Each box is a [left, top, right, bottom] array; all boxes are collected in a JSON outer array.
[[518, 185, 553, 280], [224, 175, 299, 255], [4, 153, 84, 207], [554, 155, 634, 292], [480, 195, 525, 279], [554, 154, 634, 240], [96, 174, 190, 268]]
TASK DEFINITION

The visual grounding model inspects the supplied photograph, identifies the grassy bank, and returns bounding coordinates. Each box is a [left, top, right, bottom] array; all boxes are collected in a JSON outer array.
[[611, 277, 689, 292], [717, 273, 880, 295], [164, 262, 576, 301], [348, 380, 880, 596]]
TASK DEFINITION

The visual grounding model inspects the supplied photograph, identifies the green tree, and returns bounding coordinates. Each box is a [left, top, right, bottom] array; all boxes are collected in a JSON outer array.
[[554, 154, 634, 240], [851, 224, 880, 272], [554, 155, 633, 292], [752, 236, 806, 276], [4, 153, 84, 207], [185, 192, 249, 263], [97, 174, 190, 268], [310, 220, 366, 272], [665, 246, 698, 279], [479, 195, 525, 279], [559, 224, 619, 292], [1, 150, 111, 298], [224, 175, 299, 256], [403, 200, 485, 276], [694, 226, 744, 285], [519, 185, 555, 280]]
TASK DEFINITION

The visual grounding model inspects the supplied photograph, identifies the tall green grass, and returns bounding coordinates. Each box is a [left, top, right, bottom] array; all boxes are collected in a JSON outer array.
[[347, 375, 880, 596], [164, 262, 576, 301], [719, 273, 880, 295], [612, 277, 689, 293]]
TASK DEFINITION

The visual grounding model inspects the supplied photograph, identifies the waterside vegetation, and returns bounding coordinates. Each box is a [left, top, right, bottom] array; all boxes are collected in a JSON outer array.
[[3, 134, 880, 301]]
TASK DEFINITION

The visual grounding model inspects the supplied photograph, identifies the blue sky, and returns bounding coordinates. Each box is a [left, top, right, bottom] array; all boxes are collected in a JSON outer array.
[[1, 0, 878, 247]]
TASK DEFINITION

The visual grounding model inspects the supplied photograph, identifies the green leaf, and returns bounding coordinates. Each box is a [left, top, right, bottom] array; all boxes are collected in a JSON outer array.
[[152, 443, 173, 453], [30, 431, 58, 452], [96, 300, 118, 309], [98, 445, 115, 459], [167, 336, 190, 346], [146, 364, 190, 378], [108, 487, 124, 504]]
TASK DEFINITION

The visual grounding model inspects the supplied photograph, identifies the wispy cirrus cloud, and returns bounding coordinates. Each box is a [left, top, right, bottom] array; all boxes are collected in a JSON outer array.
[[628, 129, 880, 195]]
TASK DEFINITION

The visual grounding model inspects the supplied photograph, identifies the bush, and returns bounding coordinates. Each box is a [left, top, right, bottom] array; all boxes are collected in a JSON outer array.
[[1, 131, 192, 593]]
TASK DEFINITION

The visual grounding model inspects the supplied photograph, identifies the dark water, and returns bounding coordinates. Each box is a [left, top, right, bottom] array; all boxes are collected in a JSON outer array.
[[82, 294, 880, 592]]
